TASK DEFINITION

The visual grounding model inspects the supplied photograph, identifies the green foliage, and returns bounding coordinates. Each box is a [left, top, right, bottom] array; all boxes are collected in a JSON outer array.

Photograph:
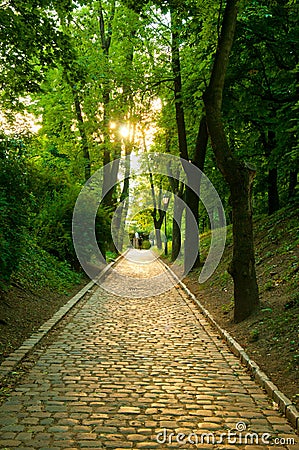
[[225, 0, 299, 211], [142, 240, 151, 249], [0, 134, 32, 289], [33, 182, 112, 266], [106, 251, 118, 262], [249, 328, 259, 342], [0, 0, 298, 307], [132, 208, 154, 233], [34, 184, 80, 265], [36, 68, 79, 159], [221, 300, 234, 314], [0, 0, 74, 107], [12, 236, 82, 295]]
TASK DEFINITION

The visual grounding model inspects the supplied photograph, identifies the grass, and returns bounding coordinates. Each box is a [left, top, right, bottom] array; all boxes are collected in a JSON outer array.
[[12, 238, 82, 295], [106, 251, 118, 262]]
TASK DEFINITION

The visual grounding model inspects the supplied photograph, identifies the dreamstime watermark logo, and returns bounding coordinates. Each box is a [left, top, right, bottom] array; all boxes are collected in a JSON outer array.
[[72, 153, 226, 297], [156, 422, 297, 446]]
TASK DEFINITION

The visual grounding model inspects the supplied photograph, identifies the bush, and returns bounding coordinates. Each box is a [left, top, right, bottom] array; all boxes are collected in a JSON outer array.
[[0, 133, 113, 290], [34, 183, 112, 268], [0, 135, 31, 289], [12, 236, 82, 294], [142, 240, 151, 249], [34, 184, 80, 266]]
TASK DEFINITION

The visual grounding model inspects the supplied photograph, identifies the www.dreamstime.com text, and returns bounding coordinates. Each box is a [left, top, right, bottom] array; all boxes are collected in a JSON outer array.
[[156, 422, 297, 446]]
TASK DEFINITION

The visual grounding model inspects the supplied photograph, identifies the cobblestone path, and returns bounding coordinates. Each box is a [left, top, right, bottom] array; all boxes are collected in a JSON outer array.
[[0, 250, 298, 449]]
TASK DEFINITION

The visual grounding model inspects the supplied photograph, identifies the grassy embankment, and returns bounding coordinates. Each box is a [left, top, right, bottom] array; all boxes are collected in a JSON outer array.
[[184, 204, 299, 409]]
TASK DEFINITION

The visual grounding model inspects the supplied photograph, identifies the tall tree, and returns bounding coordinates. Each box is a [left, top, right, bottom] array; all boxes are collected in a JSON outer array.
[[203, 0, 259, 322], [65, 71, 91, 181], [168, 4, 209, 269], [123, 0, 210, 269], [98, 0, 119, 207]]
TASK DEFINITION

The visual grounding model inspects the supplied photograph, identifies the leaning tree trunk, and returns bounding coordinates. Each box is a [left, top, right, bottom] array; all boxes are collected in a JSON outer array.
[[203, 0, 259, 322], [172, 214, 181, 260]]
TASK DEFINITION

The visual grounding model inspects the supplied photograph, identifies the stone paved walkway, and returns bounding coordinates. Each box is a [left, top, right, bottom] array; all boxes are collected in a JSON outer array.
[[0, 250, 298, 449]]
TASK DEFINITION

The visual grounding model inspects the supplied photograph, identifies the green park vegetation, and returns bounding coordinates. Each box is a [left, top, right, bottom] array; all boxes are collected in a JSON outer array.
[[0, 0, 298, 327]]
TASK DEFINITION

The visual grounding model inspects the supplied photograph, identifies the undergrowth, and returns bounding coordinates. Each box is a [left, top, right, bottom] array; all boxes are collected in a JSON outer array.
[[11, 237, 82, 295]]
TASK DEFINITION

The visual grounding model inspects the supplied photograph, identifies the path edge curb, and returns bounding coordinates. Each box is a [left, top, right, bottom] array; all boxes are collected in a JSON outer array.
[[162, 262, 299, 433], [0, 253, 124, 382], [181, 280, 299, 433]]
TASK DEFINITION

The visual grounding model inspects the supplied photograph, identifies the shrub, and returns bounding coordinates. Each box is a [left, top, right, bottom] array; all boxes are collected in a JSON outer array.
[[12, 235, 82, 294], [34, 183, 112, 267], [0, 135, 31, 289], [34, 185, 80, 265], [142, 240, 151, 250]]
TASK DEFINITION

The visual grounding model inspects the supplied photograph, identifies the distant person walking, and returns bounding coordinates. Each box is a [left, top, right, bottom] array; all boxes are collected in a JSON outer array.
[[138, 235, 142, 250], [134, 231, 139, 249]]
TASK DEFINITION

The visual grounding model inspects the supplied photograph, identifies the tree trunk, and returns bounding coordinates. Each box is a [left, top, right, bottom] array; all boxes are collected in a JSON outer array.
[[193, 116, 208, 171], [172, 194, 183, 261], [63, 68, 91, 182], [167, 141, 184, 262], [261, 130, 279, 215], [172, 216, 181, 260], [288, 169, 298, 199], [114, 28, 135, 250], [145, 148, 167, 252], [186, 115, 209, 269], [203, 0, 259, 322], [101, 89, 115, 208], [114, 144, 131, 252], [170, 9, 188, 161], [99, 1, 118, 208], [72, 90, 91, 182], [168, 178, 183, 261], [228, 168, 259, 321], [185, 186, 200, 268], [154, 223, 163, 250], [170, 8, 202, 270], [155, 229, 162, 250]]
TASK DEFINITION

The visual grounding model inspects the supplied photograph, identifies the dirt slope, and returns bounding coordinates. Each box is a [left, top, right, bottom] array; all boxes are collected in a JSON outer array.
[[184, 204, 299, 410]]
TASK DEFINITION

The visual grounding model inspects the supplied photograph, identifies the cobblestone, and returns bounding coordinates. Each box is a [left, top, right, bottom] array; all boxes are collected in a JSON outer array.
[[0, 250, 298, 448]]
